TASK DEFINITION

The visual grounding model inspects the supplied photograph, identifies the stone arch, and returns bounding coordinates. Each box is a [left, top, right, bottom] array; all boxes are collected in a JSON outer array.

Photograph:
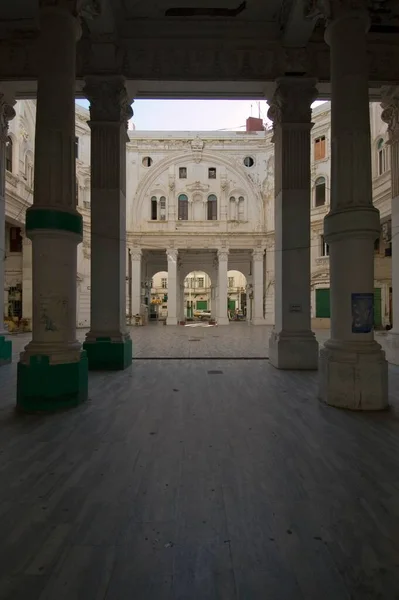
[[132, 151, 264, 226]]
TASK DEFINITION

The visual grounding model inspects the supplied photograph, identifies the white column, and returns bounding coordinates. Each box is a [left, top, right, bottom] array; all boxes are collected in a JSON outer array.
[[83, 76, 133, 370], [131, 248, 142, 316], [166, 249, 178, 325], [381, 87, 399, 364], [0, 93, 15, 364], [252, 248, 266, 325], [22, 232, 32, 330], [17, 2, 87, 411], [217, 249, 229, 325], [318, 4, 388, 409], [268, 77, 319, 369]]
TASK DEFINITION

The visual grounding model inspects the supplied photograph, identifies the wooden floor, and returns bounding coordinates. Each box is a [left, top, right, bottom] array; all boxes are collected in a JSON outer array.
[[1, 331, 399, 599]]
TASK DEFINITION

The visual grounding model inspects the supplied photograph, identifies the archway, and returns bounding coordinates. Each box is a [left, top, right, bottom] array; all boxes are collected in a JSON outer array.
[[183, 270, 213, 322], [149, 271, 168, 322], [227, 270, 248, 321]]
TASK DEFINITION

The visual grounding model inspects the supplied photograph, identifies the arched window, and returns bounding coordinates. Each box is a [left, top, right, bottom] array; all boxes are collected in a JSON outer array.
[[238, 196, 245, 221], [160, 196, 166, 221], [151, 196, 158, 220], [229, 196, 236, 220], [315, 177, 326, 207], [207, 194, 217, 220], [178, 194, 188, 220], [377, 138, 389, 175], [5, 137, 12, 172]]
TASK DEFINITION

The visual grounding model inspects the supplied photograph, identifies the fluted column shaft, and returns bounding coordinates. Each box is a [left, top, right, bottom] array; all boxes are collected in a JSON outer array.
[[318, 2, 388, 409], [268, 77, 319, 369], [83, 76, 133, 370]]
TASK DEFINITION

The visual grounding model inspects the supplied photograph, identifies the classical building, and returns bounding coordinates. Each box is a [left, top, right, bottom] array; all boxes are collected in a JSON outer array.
[[1, 0, 399, 412], [2, 102, 392, 332]]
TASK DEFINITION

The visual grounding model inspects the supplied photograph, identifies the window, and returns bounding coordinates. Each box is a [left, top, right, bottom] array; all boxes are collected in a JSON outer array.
[[74, 136, 79, 160], [238, 196, 245, 221], [315, 177, 326, 207], [142, 156, 153, 167], [229, 196, 236, 220], [228, 277, 235, 288], [314, 135, 326, 161], [208, 167, 216, 179], [243, 156, 254, 167], [179, 167, 187, 179], [197, 277, 204, 288], [161, 278, 167, 289], [160, 196, 166, 221], [178, 194, 188, 220], [151, 196, 157, 220], [321, 235, 329, 257], [5, 137, 12, 172], [9, 227, 22, 253], [377, 138, 389, 175], [207, 194, 217, 220]]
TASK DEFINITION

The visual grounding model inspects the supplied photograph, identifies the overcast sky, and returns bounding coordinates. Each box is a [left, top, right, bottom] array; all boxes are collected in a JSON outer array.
[[75, 99, 326, 131]]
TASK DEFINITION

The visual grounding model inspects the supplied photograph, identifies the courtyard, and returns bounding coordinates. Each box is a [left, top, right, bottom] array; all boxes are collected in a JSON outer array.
[[0, 326, 399, 599]]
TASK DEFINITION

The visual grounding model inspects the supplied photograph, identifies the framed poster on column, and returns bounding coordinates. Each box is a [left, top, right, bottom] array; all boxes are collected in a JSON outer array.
[[351, 293, 374, 333]]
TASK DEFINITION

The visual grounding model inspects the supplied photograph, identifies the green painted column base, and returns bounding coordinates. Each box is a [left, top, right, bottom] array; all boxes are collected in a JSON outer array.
[[0, 335, 12, 366], [83, 336, 133, 371], [17, 352, 88, 413]]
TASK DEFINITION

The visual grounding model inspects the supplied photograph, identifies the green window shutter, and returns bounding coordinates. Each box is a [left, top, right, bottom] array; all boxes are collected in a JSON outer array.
[[315, 288, 330, 318], [196, 300, 208, 310], [228, 299, 236, 311]]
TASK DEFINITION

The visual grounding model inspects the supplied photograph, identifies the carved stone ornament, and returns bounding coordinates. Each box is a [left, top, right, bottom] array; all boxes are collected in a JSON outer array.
[[168, 174, 175, 190], [267, 78, 318, 125], [217, 249, 229, 261], [130, 249, 142, 261], [381, 86, 399, 144], [253, 248, 265, 260], [0, 94, 16, 142], [191, 136, 204, 163], [304, 0, 368, 21], [186, 181, 210, 193], [220, 174, 229, 191], [84, 77, 133, 124]]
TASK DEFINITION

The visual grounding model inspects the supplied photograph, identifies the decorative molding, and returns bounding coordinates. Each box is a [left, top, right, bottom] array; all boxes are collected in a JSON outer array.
[[217, 249, 229, 261], [304, 0, 368, 22], [39, 0, 102, 18], [380, 86, 399, 144], [186, 181, 210, 193], [84, 76, 133, 124], [252, 248, 265, 260], [0, 94, 16, 143], [130, 249, 142, 261]]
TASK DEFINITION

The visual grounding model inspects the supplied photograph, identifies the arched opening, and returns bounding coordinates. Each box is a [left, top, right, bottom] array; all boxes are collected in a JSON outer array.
[[184, 270, 212, 320], [178, 193, 188, 220], [377, 138, 389, 175], [227, 270, 248, 320], [315, 177, 326, 207], [151, 195, 157, 220], [150, 271, 168, 321], [5, 136, 12, 172], [207, 194, 217, 220]]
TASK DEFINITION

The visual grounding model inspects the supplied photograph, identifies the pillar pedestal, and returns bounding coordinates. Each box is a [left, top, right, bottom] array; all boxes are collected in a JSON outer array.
[[267, 77, 318, 369], [318, 7, 388, 409], [17, 4, 88, 411], [0, 92, 15, 365], [83, 76, 133, 370]]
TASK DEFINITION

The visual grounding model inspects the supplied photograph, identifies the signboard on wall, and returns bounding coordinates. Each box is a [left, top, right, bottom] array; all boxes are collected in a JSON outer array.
[[351, 293, 374, 333]]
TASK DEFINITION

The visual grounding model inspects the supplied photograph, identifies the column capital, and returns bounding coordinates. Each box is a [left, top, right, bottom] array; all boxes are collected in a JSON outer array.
[[217, 249, 229, 261], [0, 93, 16, 142], [381, 86, 399, 145], [167, 248, 178, 262], [252, 248, 265, 261], [130, 248, 142, 261], [84, 76, 133, 125], [305, 0, 370, 27], [267, 77, 318, 125]]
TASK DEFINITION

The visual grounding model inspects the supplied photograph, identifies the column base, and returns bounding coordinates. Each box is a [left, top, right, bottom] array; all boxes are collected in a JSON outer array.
[[252, 317, 267, 326], [16, 351, 88, 412], [269, 329, 319, 370], [319, 340, 388, 410], [83, 335, 133, 370], [217, 317, 229, 326], [166, 317, 178, 325], [382, 331, 399, 366], [0, 335, 12, 365]]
